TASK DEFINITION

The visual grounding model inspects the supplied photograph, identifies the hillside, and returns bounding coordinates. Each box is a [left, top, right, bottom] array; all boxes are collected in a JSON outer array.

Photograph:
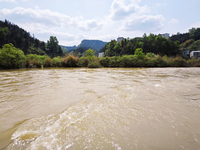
[[77, 40, 107, 52], [0, 20, 46, 55], [68, 39, 107, 55], [170, 28, 200, 51], [60, 45, 77, 52], [0, 20, 64, 57]]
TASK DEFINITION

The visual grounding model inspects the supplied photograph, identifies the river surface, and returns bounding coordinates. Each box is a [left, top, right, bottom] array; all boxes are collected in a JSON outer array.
[[0, 68, 200, 150]]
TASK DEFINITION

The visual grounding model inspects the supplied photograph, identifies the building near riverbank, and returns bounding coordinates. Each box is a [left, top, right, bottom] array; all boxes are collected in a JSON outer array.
[[190, 51, 200, 59], [117, 37, 124, 42], [161, 33, 170, 38], [98, 52, 104, 57]]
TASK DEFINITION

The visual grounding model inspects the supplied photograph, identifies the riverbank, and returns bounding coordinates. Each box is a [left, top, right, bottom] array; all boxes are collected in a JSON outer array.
[[0, 44, 200, 69], [1, 54, 200, 70]]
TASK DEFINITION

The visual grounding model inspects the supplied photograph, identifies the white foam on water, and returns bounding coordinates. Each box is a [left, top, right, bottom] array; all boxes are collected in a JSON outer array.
[[7, 92, 138, 149], [3, 68, 200, 150]]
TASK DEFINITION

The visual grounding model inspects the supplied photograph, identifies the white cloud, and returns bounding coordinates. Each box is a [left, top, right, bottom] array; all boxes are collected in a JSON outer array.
[[107, 0, 165, 33], [154, 3, 167, 8], [109, 0, 150, 21], [0, 0, 16, 2], [77, 19, 103, 31], [120, 15, 165, 32], [156, 3, 161, 7], [0, 0, 167, 45], [14, 22, 80, 45], [168, 18, 179, 26], [0, 7, 103, 31]]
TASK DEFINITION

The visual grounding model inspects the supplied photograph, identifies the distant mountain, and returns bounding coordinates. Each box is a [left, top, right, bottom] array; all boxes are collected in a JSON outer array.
[[60, 45, 77, 52], [76, 39, 107, 52], [62, 39, 108, 55]]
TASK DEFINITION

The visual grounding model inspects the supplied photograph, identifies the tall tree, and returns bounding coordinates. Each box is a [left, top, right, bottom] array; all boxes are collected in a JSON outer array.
[[47, 36, 59, 57]]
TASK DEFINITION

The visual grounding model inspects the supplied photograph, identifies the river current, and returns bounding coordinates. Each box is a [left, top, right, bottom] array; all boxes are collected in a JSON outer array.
[[0, 68, 200, 150]]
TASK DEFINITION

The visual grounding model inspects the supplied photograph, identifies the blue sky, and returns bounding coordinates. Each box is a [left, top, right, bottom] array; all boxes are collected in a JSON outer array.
[[0, 0, 199, 46]]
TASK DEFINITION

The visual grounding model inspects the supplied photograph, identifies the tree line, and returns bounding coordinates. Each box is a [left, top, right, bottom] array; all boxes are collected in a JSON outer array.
[[170, 28, 200, 44], [101, 34, 180, 57], [100, 27, 200, 57]]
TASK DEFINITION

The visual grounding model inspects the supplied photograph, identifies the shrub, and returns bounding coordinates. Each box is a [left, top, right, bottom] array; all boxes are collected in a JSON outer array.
[[163, 55, 169, 60], [172, 57, 187, 67], [187, 57, 198, 66], [145, 58, 156, 67], [44, 57, 53, 67], [99, 57, 110, 67], [108, 56, 121, 67], [61, 55, 79, 67], [27, 59, 39, 68], [78, 57, 89, 67], [26, 54, 47, 68], [120, 55, 133, 67], [52, 56, 62, 67], [154, 56, 168, 67], [146, 52, 156, 58], [87, 58, 101, 68], [134, 48, 145, 60], [0, 43, 26, 69], [166, 57, 187, 67], [131, 56, 144, 67], [196, 59, 200, 67]]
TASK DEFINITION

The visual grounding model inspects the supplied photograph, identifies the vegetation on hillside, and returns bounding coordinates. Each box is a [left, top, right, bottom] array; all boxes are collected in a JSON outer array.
[[0, 20, 46, 55], [171, 27, 200, 51], [101, 34, 180, 57], [99, 28, 200, 57], [0, 20, 64, 57], [170, 28, 200, 44]]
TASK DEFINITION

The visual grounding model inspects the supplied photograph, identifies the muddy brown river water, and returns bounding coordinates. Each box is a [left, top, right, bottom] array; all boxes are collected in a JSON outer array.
[[0, 68, 200, 150]]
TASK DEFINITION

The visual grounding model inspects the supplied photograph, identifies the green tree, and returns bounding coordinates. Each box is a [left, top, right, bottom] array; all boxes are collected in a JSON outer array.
[[147, 33, 156, 53], [105, 40, 117, 56], [47, 36, 59, 57], [83, 49, 95, 61], [0, 43, 25, 69], [0, 27, 9, 40], [134, 48, 145, 59], [113, 42, 121, 55], [181, 39, 194, 48], [188, 39, 200, 51], [189, 28, 196, 38]]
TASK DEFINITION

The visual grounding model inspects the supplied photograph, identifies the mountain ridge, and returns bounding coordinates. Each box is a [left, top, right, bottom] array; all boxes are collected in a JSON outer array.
[[61, 39, 108, 54]]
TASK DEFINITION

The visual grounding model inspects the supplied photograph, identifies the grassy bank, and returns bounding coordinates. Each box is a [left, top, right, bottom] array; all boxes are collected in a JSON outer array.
[[1, 54, 200, 70], [99, 55, 200, 67], [0, 44, 200, 69]]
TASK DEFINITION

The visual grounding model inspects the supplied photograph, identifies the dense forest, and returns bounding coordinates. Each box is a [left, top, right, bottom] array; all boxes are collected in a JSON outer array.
[[100, 34, 180, 57], [0, 20, 63, 57], [170, 28, 200, 52], [100, 28, 200, 57], [170, 28, 200, 44]]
